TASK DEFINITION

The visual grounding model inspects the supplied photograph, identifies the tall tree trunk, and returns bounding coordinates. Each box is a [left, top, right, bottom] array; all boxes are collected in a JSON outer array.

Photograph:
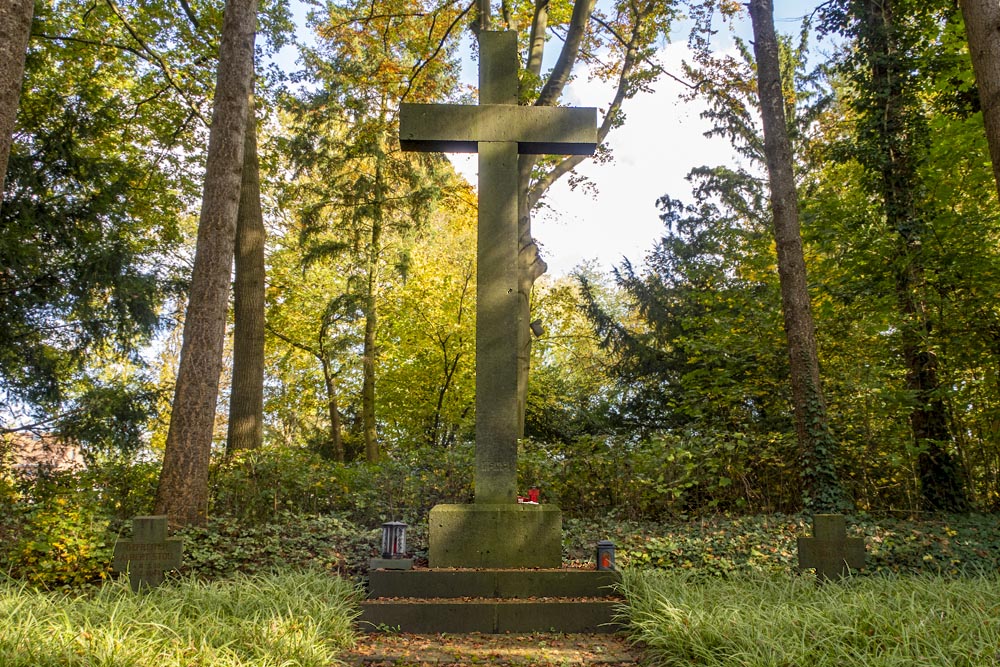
[[961, 0, 1000, 201], [225, 94, 265, 457], [320, 354, 345, 461], [155, 0, 258, 527], [0, 0, 33, 204], [526, 0, 548, 76], [514, 0, 596, 436], [362, 151, 384, 463], [862, 0, 968, 512], [749, 0, 849, 512]]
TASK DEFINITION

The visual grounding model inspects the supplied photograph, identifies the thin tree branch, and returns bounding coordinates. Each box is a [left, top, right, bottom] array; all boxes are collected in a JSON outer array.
[[32, 32, 146, 59], [528, 1, 644, 208], [500, 0, 512, 29], [535, 0, 596, 107], [103, 0, 211, 126], [178, 0, 201, 30], [266, 322, 320, 359], [590, 14, 703, 90], [400, 0, 474, 102]]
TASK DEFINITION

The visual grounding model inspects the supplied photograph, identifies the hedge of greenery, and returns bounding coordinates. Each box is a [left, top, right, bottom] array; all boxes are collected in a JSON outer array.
[[2, 445, 998, 589]]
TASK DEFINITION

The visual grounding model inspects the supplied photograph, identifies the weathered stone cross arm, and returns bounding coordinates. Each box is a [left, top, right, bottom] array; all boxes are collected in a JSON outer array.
[[399, 103, 597, 155]]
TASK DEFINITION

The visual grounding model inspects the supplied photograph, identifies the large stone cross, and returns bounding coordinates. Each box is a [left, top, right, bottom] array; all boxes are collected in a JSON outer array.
[[400, 31, 596, 504]]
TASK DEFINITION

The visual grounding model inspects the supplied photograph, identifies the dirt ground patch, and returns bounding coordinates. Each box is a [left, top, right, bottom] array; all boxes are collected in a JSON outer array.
[[340, 632, 645, 666]]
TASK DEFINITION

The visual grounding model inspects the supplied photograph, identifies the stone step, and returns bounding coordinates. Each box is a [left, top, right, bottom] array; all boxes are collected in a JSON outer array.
[[358, 598, 623, 634], [368, 568, 621, 600]]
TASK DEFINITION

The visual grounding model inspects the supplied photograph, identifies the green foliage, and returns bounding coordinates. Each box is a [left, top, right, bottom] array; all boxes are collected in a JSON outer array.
[[177, 513, 374, 580], [0, 571, 359, 667], [521, 432, 800, 518], [78, 457, 161, 524], [624, 568, 1000, 667], [6, 493, 112, 590], [565, 513, 1000, 577], [0, 454, 163, 590], [209, 444, 473, 525]]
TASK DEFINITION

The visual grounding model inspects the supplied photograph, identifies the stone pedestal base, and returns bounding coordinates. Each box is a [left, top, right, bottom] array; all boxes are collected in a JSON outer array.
[[369, 558, 413, 571], [428, 503, 561, 568]]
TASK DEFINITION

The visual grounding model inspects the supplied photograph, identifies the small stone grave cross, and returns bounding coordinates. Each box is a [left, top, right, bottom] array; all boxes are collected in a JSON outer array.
[[797, 514, 865, 581], [400, 31, 596, 503], [112, 515, 183, 591]]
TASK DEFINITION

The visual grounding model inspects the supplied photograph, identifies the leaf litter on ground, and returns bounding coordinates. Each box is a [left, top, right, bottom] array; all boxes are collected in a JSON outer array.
[[340, 632, 643, 666]]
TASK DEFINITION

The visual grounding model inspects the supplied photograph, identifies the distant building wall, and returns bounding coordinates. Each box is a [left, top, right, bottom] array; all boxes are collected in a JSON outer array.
[[2, 432, 86, 475]]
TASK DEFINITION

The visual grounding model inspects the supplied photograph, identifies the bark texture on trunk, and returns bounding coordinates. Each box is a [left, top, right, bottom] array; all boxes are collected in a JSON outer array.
[[155, 0, 258, 527], [0, 0, 34, 203], [961, 0, 1000, 199], [749, 0, 847, 512], [226, 96, 265, 457]]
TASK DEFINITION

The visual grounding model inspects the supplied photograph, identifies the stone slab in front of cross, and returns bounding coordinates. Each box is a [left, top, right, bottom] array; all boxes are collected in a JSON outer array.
[[112, 515, 183, 591], [797, 514, 865, 581], [400, 31, 596, 504]]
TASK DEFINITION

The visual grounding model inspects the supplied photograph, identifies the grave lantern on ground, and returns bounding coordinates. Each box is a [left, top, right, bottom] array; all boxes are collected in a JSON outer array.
[[381, 521, 407, 558], [371, 521, 413, 571], [596, 540, 616, 571]]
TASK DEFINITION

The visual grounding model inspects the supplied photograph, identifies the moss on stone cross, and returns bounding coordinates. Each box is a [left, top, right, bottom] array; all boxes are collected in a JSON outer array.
[[112, 515, 183, 591], [798, 514, 865, 581], [400, 31, 596, 504]]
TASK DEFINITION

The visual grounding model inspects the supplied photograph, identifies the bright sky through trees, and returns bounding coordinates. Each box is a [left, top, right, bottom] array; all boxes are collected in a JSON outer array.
[[443, 1, 824, 275], [276, 1, 824, 275]]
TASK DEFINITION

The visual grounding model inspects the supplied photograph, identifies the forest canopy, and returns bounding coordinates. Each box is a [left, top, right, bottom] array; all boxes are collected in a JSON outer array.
[[2, 0, 1000, 525]]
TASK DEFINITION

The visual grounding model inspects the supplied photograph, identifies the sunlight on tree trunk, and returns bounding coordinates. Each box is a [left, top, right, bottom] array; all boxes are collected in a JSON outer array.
[[0, 0, 33, 205], [155, 0, 258, 527], [226, 94, 265, 457]]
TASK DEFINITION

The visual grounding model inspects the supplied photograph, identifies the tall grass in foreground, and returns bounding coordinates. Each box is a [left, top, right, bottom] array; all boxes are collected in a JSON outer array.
[[622, 569, 1000, 666], [0, 570, 360, 667]]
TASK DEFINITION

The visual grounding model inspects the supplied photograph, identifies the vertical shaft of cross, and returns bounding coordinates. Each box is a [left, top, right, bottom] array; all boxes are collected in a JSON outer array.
[[397, 31, 596, 509], [474, 31, 520, 504]]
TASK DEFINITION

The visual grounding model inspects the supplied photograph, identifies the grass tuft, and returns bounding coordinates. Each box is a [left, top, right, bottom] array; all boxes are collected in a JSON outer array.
[[622, 569, 1000, 666], [0, 569, 360, 666]]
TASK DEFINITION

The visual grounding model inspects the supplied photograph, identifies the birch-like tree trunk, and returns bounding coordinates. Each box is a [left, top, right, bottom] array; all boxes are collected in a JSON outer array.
[[0, 0, 34, 203], [226, 94, 265, 456], [749, 0, 848, 512], [155, 0, 258, 526], [961, 0, 1000, 200]]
